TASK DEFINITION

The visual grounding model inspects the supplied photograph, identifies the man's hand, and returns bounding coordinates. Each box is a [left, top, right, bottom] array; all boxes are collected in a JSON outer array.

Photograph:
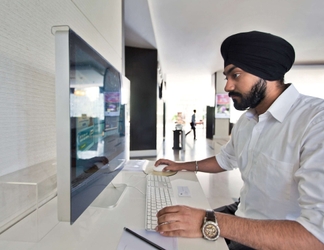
[[154, 159, 184, 172], [155, 205, 205, 238]]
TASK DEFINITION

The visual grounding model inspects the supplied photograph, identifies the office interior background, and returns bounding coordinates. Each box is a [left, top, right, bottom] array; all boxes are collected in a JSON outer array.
[[0, 0, 324, 245]]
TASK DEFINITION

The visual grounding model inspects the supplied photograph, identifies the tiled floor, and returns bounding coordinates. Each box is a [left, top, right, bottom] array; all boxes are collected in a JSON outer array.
[[147, 125, 243, 210]]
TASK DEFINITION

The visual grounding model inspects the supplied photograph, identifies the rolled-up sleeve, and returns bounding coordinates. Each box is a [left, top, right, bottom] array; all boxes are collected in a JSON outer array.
[[215, 123, 240, 171], [216, 141, 238, 171], [295, 114, 324, 243]]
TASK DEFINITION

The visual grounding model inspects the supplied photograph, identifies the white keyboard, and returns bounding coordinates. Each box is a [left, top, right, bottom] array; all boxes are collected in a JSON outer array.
[[145, 174, 176, 231]]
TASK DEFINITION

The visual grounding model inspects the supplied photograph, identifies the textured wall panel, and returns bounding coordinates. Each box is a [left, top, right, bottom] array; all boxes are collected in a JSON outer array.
[[0, 0, 122, 176]]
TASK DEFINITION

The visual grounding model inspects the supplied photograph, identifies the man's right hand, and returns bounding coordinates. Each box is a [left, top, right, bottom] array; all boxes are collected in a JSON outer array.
[[154, 158, 185, 172]]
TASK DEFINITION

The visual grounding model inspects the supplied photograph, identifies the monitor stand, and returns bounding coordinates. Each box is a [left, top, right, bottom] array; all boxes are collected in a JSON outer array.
[[90, 183, 127, 209]]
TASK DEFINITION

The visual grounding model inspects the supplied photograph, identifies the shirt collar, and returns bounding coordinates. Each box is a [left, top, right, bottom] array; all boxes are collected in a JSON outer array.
[[267, 84, 300, 122], [245, 109, 258, 121], [245, 84, 300, 123]]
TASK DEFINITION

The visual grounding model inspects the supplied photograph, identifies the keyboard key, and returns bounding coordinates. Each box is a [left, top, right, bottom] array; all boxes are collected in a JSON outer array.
[[145, 174, 175, 231]]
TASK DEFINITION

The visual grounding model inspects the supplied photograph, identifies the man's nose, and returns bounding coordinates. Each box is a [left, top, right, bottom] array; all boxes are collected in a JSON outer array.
[[224, 79, 235, 93]]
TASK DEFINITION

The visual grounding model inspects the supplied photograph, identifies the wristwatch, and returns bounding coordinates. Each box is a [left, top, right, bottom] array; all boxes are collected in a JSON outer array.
[[202, 210, 220, 241]]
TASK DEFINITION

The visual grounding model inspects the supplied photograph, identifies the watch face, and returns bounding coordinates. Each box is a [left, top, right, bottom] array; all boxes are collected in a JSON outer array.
[[204, 223, 218, 238]]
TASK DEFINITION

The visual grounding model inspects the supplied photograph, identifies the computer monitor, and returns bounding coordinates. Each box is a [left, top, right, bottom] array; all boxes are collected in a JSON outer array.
[[54, 26, 129, 223]]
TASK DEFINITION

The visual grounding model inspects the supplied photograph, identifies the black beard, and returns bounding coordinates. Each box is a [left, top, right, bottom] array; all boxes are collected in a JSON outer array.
[[229, 78, 267, 111]]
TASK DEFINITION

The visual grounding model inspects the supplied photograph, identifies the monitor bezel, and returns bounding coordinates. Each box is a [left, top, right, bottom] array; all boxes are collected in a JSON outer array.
[[55, 27, 127, 223]]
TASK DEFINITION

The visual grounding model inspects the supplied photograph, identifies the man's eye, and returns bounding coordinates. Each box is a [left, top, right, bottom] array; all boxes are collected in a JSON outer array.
[[224, 73, 240, 80]]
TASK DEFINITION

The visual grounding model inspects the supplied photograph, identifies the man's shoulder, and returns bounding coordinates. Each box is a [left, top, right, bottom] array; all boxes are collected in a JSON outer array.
[[295, 94, 324, 113]]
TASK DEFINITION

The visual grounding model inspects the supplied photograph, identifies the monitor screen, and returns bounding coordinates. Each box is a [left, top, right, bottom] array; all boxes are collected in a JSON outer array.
[[55, 27, 128, 224]]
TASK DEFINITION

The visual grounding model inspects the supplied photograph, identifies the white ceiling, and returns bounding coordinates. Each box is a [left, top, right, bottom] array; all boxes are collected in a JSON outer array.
[[124, 0, 324, 77]]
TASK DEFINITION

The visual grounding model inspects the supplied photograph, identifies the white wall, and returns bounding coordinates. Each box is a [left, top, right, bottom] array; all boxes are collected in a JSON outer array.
[[286, 65, 324, 99], [0, 0, 123, 176], [215, 64, 324, 126]]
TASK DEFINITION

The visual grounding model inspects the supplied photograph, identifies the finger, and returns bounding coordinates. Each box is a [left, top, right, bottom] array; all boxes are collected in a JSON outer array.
[[154, 159, 161, 166], [157, 206, 192, 227], [159, 229, 191, 238], [154, 158, 168, 166], [165, 229, 202, 238], [156, 220, 181, 232], [156, 220, 202, 238], [157, 213, 180, 226], [159, 230, 181, 237], [157, 205, 183, 216]]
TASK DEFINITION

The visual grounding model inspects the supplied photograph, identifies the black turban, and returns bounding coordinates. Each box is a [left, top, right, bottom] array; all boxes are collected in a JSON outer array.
[[221, 31, 295, 80]]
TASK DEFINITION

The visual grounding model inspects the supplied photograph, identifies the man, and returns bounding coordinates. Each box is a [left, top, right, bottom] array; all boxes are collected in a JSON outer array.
[[190, 109, 196, 140], [154, 31, 324, 250], [186, 109, 197, 139]]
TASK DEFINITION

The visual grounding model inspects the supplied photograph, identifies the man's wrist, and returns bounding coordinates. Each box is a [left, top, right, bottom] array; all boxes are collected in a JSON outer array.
[[202, 210, 220, 241]]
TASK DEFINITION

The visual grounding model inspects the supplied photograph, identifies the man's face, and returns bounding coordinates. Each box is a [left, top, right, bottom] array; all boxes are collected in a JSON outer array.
[[223, 64, 267, 110]]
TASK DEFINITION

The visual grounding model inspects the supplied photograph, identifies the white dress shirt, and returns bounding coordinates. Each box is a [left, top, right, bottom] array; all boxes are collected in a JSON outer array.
[[216, 84, 324, 243]]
